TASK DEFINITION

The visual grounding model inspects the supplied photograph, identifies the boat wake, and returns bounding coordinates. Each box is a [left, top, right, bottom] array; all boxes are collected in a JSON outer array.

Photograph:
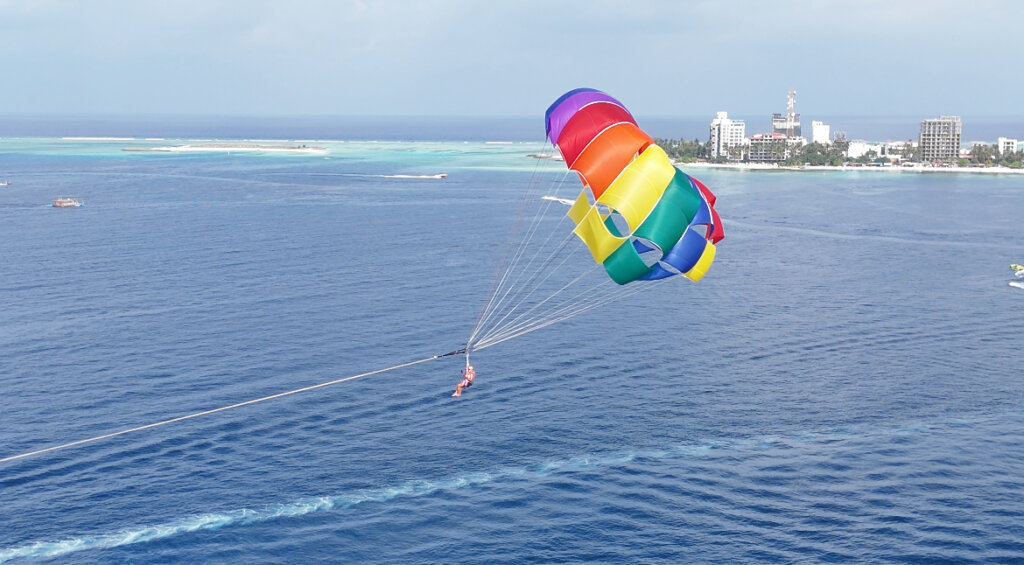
[[728, 219, 1016, 250], [1, 414, 1010, 563], [0, 453, 641, 563], [381, 173, 447, 179], [1009, 264, 1023, 288], [540, 195, 574, 205]]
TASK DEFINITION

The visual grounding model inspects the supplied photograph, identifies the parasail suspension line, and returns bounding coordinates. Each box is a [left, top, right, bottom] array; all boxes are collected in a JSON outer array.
[[1, 352, 455, 464]]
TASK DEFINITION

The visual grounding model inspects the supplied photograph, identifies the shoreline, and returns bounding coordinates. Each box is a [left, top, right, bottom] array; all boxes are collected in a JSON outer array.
[[681, 162, 1024, 175]]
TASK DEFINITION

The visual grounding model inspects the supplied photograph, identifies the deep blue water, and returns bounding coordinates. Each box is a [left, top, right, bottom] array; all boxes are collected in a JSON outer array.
[[1, 128, 1023, 564]]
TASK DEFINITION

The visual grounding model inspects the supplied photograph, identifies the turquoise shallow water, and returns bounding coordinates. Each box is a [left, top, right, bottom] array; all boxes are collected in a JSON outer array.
[[1, 131, 1023, 563]]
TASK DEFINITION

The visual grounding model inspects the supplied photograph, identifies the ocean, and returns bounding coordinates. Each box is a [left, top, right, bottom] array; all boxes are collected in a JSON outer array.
[[1, 118, 1023, 563]]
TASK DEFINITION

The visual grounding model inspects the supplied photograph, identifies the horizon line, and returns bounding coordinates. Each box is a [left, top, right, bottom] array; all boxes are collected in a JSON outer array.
[[3, 112, 1024, 120]]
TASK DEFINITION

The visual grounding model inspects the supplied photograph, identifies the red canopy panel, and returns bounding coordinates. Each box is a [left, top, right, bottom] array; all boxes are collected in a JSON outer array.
[[555, 102, 637, 166]]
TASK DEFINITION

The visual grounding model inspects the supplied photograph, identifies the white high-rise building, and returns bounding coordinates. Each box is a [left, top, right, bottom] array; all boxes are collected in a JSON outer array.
[[811, 121, 831, 145], [997, 137, 1019, 154], [709, 111, 746, 159], [919, 116, 961, 162]]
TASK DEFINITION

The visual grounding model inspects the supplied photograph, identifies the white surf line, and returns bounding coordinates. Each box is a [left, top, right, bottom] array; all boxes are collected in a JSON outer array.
[[0, 354, 444, 464], [3, 412, 1013, 563]]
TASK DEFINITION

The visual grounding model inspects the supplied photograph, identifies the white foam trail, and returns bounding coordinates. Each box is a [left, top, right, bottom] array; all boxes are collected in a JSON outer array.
[[381, 174, 448, 179], [0, 447, 698, 562], [3, 413, 1012, 563], [727, 219, 1014, 250], [540, 195, 574, 206]]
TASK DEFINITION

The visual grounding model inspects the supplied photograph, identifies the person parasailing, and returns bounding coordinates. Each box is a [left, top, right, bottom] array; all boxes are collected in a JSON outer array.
[[452, 358, 475, 397]]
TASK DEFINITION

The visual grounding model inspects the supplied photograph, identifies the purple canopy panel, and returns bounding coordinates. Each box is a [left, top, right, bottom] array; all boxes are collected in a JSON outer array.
[[545, 89, 630, 145]]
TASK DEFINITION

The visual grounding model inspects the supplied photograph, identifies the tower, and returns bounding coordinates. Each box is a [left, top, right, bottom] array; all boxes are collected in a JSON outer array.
[[771, 89, 801, 138], [785, 89, 796, 137]]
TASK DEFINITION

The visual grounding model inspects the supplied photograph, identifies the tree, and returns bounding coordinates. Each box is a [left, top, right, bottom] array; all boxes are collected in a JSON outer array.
[[654, 138, 704, 163], [854, 149, 878, 165], [970, 143, 996, 165], [830, 140, 851, 165], [788, 142, 829, 166], [902, 143, 920, 163], [997, 149, 1023, 168]]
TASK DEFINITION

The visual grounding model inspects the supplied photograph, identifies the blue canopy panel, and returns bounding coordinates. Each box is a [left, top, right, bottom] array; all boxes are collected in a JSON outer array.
[[632, 239, 657, 254], [639, 228, 711, 281]]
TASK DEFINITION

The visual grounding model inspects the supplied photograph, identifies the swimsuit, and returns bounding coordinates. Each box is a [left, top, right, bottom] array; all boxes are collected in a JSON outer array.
[[459, 367, 475, 389]]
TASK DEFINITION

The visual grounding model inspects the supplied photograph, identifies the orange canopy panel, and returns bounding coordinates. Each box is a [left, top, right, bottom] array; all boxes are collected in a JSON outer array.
[[571, 123, 653, 200]]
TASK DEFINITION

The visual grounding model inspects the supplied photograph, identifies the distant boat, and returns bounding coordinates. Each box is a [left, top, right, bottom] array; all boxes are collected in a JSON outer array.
[[527, 153, 564, 161], [0, 181, 9, 186], [52, 197, 82, 208]]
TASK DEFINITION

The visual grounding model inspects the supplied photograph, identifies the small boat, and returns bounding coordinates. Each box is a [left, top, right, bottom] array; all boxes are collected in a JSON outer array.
[[0, 181, 9, 186], [53, 197, 82, 208], [527, 153, 564, 161]]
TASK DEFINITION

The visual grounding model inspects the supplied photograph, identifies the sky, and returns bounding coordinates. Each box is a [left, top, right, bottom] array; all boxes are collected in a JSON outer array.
[[1, 0, 1022, 119]]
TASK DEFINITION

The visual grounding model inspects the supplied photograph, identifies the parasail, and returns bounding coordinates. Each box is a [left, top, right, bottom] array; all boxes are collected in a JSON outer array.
[[465, 88, 724, 354], [545, 88, 724, 284]]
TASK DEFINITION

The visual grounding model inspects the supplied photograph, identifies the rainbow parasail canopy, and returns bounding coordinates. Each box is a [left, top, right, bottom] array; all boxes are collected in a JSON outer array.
[[545, 88, 724, 285]]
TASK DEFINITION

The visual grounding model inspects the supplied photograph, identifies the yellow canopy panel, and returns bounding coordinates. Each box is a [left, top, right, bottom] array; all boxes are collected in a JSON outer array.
[[572, 206, 627, 263], [682, 241, 717, 282], [595, 144, 675, 233], [566, 189, 591, 225]]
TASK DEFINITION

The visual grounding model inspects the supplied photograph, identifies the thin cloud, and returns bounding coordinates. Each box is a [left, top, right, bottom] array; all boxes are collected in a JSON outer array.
[[0, 0, 1020, 116]]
